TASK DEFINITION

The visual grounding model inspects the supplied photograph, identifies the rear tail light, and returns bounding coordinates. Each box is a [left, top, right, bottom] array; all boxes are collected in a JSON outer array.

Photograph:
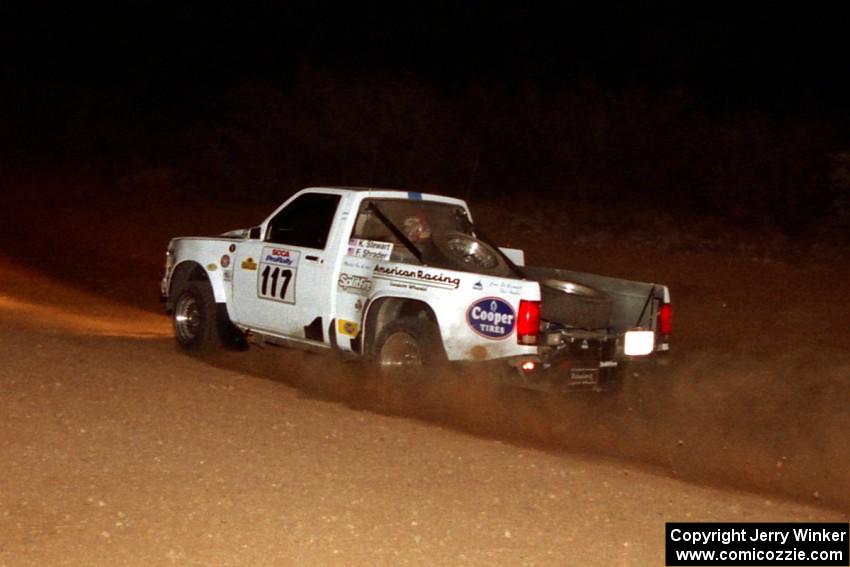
[[517, 299, 541, 345], [658, 302, 672, 336]]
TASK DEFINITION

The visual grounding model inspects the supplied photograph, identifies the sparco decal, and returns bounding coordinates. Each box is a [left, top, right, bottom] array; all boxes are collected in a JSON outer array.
[[338, 273, 373, 295], [466, 297, 516, 340], [373, 265, 461, 290]]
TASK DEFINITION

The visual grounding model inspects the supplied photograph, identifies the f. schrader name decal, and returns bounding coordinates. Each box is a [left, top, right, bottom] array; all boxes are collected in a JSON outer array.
[[348, 238, 394, 261], [466, 297, 516, 340]]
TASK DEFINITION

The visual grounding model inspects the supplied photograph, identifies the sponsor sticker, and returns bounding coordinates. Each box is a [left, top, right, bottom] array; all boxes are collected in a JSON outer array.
[[342, 257, 375, 271], [348, 238, 394, 261], [241, 257, 258, 270], [337, 319, 360, 337], [466, 297, 516, 340], [373, 265, 461, 290], [257, 263, 296, 303], [473, 280, 484, 290], [257, 250, 298, 303], [338, 273, 373, 295], [261, 247, 300, 267], [487, 280, 523, 296]]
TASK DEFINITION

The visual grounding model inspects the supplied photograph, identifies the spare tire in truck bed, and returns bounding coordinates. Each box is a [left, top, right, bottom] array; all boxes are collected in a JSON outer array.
[[538, 278, 611, 329]]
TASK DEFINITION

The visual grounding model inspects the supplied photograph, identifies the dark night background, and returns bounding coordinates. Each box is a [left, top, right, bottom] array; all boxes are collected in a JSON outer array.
[[3, 3, 850, 521], [4, 2, 850, 236]]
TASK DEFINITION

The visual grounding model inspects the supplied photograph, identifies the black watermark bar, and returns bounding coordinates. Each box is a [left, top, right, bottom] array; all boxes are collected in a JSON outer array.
[[666, 523, 849, 566]]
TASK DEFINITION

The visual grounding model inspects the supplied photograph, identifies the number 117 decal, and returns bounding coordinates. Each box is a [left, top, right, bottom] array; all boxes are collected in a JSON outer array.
[[258, 264, 296, 303]]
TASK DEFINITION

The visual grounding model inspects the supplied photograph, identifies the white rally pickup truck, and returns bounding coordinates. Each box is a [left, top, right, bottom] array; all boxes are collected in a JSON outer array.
[[161, 187, 671, 392]]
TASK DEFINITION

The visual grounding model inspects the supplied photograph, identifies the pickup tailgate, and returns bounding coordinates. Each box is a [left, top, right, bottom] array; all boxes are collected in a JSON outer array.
[[524, 266, 670, 342]]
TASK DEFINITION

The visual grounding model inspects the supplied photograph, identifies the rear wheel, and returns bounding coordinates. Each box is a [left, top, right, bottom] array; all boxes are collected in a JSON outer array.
[[172, 281, 224, 351], [371, 317, 445, 372]]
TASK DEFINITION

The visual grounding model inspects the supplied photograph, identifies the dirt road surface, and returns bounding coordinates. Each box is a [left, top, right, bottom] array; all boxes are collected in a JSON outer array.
[[1, 199, 849, 566], [0, 260, 844, 566]]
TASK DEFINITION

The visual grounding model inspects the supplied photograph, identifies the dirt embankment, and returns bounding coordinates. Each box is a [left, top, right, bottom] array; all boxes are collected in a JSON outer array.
[[2, 195, 849, 513]]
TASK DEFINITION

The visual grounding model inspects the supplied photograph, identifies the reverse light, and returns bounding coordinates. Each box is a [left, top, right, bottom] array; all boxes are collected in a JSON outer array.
[[658, 302, 672, 336], [517, 299, 541, 345], [624, 329, 655, 356]]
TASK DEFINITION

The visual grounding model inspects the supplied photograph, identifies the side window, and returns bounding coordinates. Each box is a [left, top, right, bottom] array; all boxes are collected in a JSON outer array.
[[266, 193, 341, 249]]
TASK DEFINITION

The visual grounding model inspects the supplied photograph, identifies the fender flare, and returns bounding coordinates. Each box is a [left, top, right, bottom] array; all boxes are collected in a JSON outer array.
[[167, 260, 230, 309], [361, 294, 442, 356]]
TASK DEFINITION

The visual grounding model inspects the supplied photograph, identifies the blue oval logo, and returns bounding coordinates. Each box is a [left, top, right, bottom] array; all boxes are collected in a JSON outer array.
[[466, 297, 516, 340]]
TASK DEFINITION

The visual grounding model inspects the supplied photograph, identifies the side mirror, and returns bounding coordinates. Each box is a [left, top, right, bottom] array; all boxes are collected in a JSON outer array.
[[249, 226, 262, 240]]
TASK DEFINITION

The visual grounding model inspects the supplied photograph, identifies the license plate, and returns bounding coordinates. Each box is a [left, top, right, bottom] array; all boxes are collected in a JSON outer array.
[[569, 368, 599, 385]]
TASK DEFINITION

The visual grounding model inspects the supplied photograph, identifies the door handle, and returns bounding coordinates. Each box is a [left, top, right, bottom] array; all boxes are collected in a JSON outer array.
[[305, 255, 321, 263]]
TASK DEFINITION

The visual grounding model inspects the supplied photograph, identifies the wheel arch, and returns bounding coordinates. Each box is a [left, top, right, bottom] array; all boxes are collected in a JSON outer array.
[[167, 261, 212, 311], [362, 296, 441, 356]]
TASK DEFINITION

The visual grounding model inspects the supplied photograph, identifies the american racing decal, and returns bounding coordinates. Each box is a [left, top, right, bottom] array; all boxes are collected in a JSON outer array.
[[261, 247, 300, 267], [338, 273, 372, 295], [466, 297, 516, 340], [241, 257, 258, 270], [348, 238, 393, 261], [373, 265, 461, 290]]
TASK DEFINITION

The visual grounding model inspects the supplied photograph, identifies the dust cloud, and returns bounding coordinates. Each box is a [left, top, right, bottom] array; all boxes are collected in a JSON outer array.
[[203, 343, 850, 513], [1, 197, 847, 513]]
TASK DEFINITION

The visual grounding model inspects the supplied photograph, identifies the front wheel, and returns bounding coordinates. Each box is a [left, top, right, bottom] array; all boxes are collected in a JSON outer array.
[[172, 281, 224, 351]]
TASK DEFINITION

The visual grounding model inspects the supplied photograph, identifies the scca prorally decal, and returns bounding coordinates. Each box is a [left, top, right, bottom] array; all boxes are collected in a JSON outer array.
[[466, 297, 516, 340], [261, 247, 300, 268], [258, 247, 298, 303], [373, 265, 460, 290], [338, 273, 372, 295]]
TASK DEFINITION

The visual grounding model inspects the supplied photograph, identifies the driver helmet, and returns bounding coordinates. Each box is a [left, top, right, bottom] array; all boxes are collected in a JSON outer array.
[[403, 213, 432, 242]]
